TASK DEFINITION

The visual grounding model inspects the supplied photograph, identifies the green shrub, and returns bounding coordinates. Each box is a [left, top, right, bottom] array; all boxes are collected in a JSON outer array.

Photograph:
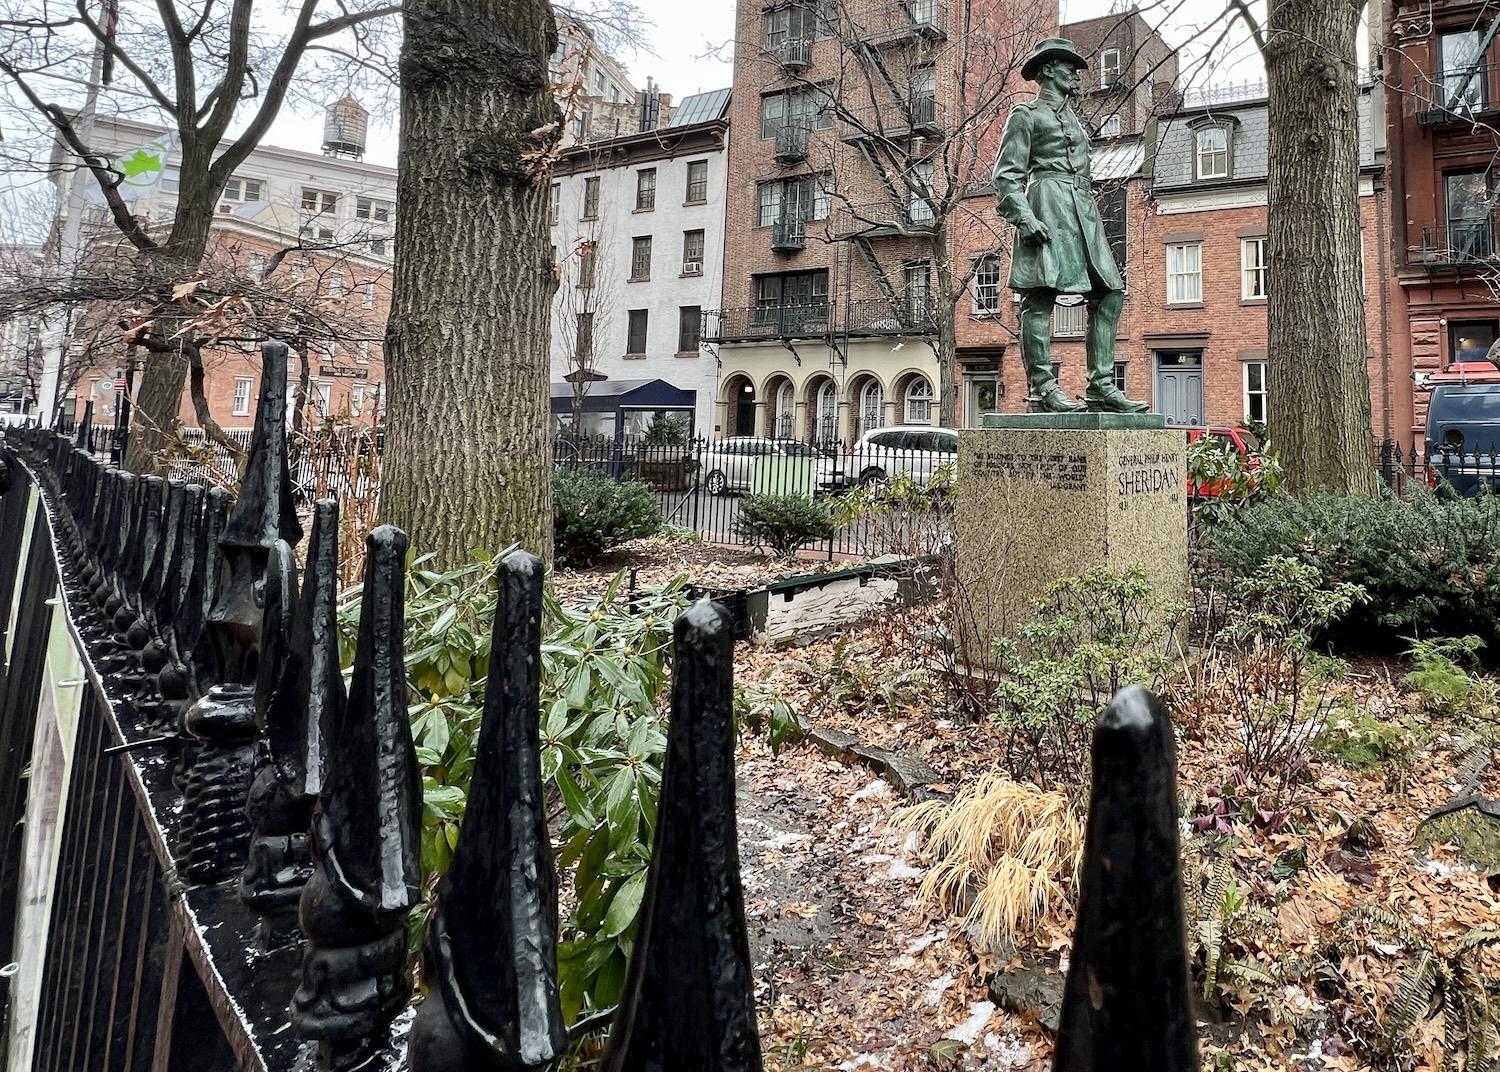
[[733, 493, 834, 557], [342, 558, 690, 1021], [1402, 635, 1495, 715], [1316, 707, 1410, 770], [1186, 431, 1283, 526], [1204, 490, 1500, 648], [552, 468, 660, 566]]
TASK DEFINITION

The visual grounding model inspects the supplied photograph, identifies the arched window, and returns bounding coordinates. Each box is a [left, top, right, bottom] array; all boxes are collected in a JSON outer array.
[[859, 380, 884, 435], [773, 380, 795, 439], [904, 376, 933, 424], [815, 381, 837, 443]]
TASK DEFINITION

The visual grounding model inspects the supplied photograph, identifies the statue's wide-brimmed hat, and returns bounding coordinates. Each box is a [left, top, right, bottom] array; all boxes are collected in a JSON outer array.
[[1021, 37, 1089, 81]]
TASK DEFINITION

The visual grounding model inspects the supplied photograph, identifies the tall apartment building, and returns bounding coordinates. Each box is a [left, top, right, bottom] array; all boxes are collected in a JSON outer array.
[[1383, 0, 1500, 446], [48, 101, 394, 430], [706, 0, 1053, 442], [552, 15, 676, 146], [548, 90, 731, 436]]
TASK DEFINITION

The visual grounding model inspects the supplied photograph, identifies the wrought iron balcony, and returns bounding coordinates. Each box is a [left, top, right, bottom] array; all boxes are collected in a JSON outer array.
[[857, 0, 946, 45], [1415, 66, 1499, 125], [771, 214, 807, 252], [1412, 220, 1499, 268], [840, 97, 947, 141], [844, 295, 937, 336], [831, 199, 937, 240], [773, 36, 812, 71], [702, 302, 831, 342], [773, 122, 810, 163]]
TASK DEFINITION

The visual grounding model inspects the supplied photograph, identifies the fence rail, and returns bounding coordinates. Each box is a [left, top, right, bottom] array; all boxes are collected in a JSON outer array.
[[0, 343, 1195, 1070]]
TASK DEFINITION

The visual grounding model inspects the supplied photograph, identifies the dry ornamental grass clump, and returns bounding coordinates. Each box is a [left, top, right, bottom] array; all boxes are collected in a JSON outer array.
[[900, 770, 1084, 948]]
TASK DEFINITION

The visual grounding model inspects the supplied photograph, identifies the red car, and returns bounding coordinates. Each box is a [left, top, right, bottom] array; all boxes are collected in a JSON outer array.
[[1171, 424, 1263, 498]]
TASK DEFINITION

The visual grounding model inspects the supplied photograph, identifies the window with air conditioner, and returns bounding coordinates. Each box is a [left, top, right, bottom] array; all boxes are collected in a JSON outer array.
[[682, 229, 705, 274]]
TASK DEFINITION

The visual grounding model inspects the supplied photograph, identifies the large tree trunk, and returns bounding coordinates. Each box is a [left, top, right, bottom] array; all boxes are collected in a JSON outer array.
[[934, 241, 959, 428], [380, 0, 560, 565], [1264, 0, 1377, 495]]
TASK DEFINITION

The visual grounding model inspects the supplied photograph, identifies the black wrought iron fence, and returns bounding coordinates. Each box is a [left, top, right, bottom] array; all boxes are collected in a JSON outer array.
[[1376, 437, 1500, 497], [0, 339, 1197, 1070]]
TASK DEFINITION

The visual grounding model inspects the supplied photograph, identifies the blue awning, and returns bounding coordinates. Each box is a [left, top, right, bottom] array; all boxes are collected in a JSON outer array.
[[549, 379, 695, 414]]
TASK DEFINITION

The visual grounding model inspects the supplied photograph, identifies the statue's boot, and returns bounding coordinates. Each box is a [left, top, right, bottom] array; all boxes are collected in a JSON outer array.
[[1029, 383, 1088, 413], [1085, 384, 1149, 413]]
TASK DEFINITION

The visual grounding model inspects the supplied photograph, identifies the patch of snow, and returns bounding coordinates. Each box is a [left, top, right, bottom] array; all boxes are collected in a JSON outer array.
[[852, 779, 894, 803], [984, 1034, 1034, 1068], [867, 858, 925, 883], [943, 1001, 995, 1046], [757, 832, 814, 850], [837, 1053, 890, 1070], [924, 972, 956, 1006]]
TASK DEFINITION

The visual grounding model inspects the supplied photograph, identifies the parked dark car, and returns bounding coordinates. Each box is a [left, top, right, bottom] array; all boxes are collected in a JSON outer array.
[[1424, 371, 1500, 496]]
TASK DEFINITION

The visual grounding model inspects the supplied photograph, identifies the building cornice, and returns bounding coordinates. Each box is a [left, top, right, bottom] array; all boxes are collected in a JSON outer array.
[[553, 120, 729, 175]]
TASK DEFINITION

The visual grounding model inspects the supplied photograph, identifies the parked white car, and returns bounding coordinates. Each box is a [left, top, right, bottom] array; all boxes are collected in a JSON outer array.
[[700, 437, 827, 496], [829, 426, 959, 488]]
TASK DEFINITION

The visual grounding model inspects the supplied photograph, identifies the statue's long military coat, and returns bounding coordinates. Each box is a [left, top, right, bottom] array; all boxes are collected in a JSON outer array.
[[991, 89, 1126, 296]]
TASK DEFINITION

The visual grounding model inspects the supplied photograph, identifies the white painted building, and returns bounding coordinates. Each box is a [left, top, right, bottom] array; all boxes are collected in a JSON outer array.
[[548, 89, 730, 439]]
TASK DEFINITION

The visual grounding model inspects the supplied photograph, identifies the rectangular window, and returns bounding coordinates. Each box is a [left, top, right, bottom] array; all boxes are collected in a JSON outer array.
[[1166, 242, 1203, 304], [222, 177, 263, 203], [627, 309, 649, 354], [368, 236, 390, 257], [1450, 319, 1499, 363], [636, 168, 657, 211], [1098, 114, 1121, 137], [549, 183, 561, 225], [1440, 30, 1487, 110], [362, 281, 375, 308], [582, 176, 600, 219], [1243, 361, 1267, 423], [1113, 361, 1128, 393], [328, 273, 344, 297], [357, 341, 371, 364], [1100, 47, 1121, 87], [1241, 237, 1268, 299], [678, 306, 702, 352], [1445, 169, 1494, 259], [576, 312, 594, 357], [355, 196, 392, 223], [904, 262, 931, 322], [162, 167, 180, 193], [760, 92, 787, 138], [349, 385, 364, 417], [753, 269, 829, 325], [757, 182, 784, 227], [909, 161, 934, 223], [248, 253, 267, 279], [630, 236, 652, 280], [1052, 300, 1087, 337], [682, 230, 705, 273], [1195, 128, 1229, 180], [1099, 186, 1127, 269], [232, 377, 253, 416], [972, 255, 1001, 314], [686, 160, 709, 203], [312, 380, 333, 416], [301, 188, 339, 214]]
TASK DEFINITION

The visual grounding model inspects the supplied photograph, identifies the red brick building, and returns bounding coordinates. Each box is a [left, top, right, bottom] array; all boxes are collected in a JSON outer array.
[[1382, 0, 1500, 448]]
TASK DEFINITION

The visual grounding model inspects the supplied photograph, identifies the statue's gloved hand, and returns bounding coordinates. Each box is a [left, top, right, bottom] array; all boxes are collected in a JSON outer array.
[[1019, 219, 1050, 244]]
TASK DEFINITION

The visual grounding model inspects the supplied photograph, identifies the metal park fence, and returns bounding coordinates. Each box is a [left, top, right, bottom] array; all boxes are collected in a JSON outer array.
[[1376, 437, 1500, 497], [0, 340, 1198, 1070]]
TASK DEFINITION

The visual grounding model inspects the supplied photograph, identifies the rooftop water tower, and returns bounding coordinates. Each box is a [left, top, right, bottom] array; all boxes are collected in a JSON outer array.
[[322, 96, 368, 159]]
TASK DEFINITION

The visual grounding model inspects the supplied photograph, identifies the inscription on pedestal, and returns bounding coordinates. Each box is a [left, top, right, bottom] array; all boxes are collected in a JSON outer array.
[[1115, 451, 1181, 507], [973, 449, 1091, 493]]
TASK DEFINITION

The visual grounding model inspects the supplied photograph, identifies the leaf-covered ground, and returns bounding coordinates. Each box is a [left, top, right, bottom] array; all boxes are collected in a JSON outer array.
[[732, 618, 1500, 1071]]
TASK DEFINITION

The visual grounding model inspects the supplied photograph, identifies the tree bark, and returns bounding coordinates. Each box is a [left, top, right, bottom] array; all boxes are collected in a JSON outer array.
[[1264, 0, 1377, 494], [933, 235, 959, 428], [380, 0, 559, 565]]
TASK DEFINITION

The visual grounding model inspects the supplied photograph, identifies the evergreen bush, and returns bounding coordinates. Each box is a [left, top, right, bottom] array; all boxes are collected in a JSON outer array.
[[552, 468, 660, 567], [733, 493, 834, 557], [1205, 490, 1500, 648]]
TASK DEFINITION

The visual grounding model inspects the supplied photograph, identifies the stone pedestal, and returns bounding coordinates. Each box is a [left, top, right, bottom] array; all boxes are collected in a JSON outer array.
[[954, 413, 1188, 659]]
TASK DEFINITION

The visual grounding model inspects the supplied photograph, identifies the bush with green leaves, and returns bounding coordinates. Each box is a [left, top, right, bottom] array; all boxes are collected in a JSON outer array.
[[733, 493, 834, 558], [1186, 432, 1283, 527], [828, 463, 954, 557], [989, 567, 1184, 794], [552, 468, 661, 567], [1205, 489, 1500, 649], [1402, 634, 1496, 717], [340, 558, 689, 1021], [640, 413, 688, 446]]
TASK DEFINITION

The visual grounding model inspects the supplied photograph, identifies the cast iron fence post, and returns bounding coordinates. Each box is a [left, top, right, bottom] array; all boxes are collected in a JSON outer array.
[[600, 599, 762, 1072], [1054, 685, 1197, 1072], [409, 549, 568, 1071], [292, 525, 421, 1071]]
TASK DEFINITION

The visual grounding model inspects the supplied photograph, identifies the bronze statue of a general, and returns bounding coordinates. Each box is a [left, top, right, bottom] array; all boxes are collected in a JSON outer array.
[[993, 37, 1148, 414]]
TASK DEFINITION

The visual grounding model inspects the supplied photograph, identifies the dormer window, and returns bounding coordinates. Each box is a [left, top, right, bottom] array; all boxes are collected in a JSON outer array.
[[1194, 125, 1230, 180]]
